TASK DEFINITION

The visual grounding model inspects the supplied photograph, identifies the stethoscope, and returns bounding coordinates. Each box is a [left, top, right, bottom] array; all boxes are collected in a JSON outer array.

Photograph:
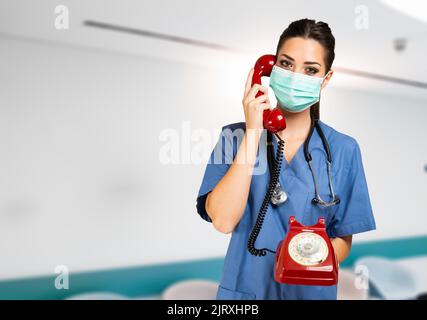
[[267, 119, 340, 207]]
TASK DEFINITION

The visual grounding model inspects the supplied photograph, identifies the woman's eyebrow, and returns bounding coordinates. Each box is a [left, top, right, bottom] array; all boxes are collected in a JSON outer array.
[[280, 54, 321, 66], [304, 61, 321, 66], [280, 54, 294, 61]]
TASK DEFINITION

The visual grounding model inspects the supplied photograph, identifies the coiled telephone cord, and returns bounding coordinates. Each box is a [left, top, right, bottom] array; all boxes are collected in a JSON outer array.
[[247, 132, 285, 256]]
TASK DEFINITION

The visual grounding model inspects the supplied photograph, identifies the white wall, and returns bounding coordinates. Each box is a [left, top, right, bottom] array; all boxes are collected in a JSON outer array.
[[322, 86, 427, 240], [1, 36, 426, 280]]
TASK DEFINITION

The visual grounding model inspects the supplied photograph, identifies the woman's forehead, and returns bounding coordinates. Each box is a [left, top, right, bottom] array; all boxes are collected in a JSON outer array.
[[278, 37, 326, 66]]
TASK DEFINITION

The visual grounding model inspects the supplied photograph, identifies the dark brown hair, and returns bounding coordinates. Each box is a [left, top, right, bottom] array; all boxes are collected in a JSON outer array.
[[275, 19, 335, 120]]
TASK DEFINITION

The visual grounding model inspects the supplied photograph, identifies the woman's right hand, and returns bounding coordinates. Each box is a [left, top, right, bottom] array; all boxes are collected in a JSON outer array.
[[242, 68, 271, 131]]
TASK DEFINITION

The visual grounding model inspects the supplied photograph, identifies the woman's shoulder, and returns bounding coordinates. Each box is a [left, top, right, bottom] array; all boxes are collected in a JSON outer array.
[[317, 120, 360, 154], [221, 121, 246, 132], [218, 122, 247, 141]]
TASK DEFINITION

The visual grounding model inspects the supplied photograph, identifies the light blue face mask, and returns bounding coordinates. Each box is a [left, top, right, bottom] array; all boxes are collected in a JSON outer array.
[[269, 65, 329, 113]]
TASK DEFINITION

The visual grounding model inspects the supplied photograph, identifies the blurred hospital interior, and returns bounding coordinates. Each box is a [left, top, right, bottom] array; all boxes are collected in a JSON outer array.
[[0, 0, 427, 300]]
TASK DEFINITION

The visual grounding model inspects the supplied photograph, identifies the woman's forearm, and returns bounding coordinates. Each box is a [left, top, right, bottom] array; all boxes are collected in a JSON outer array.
[[206, 129, 263, 234]]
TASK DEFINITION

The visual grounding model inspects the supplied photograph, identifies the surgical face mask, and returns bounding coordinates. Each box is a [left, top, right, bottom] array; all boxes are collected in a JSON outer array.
[[269, 65, 329, 113]]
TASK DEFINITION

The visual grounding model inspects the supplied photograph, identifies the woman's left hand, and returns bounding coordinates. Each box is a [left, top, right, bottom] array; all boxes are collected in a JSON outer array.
[[331, 235, 352, 264]]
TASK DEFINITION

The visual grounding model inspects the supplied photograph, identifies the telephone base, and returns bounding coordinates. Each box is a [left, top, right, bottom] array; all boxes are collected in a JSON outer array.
[[275, 270, 338, 286]]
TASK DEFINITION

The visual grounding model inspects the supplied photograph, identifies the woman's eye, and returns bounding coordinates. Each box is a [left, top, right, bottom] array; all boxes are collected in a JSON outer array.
[[280, 60, 292, 69], [305, 67, 319, 75]]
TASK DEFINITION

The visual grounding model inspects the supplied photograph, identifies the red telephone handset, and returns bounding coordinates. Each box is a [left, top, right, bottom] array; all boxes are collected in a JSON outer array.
[[251, 54, 286, 133], [274, 216, 339, 286]]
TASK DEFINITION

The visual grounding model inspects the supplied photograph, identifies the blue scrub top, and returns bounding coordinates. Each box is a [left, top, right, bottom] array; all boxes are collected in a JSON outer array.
[[196, 120, 376, 300]]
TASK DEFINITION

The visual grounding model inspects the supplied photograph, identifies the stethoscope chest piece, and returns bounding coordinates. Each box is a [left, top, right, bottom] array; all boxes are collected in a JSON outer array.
[[271, 182, 287, 205]]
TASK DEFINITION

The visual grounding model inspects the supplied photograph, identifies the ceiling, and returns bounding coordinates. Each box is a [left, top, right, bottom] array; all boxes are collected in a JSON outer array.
[[1, 0, 426, 99]]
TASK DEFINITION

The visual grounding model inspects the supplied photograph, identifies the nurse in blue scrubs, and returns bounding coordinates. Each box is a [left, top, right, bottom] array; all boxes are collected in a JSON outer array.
[[195, 19, 376, 300]]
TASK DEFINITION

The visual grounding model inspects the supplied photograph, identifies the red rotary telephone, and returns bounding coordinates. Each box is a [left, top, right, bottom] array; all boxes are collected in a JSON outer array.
[[274, 216, 338, 286], [251, 54, 286, 133]]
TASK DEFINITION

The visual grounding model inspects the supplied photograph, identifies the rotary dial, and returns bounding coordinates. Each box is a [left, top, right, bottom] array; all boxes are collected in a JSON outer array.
[[288, 232, 329, 266]]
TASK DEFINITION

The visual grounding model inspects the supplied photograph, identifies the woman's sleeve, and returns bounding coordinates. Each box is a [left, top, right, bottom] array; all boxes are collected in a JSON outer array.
[[195, 126, 237, 223], [327, 142, 376, 238]]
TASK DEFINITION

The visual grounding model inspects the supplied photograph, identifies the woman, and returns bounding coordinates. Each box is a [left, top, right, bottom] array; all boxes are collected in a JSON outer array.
[[196, 18, 376, 300]]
